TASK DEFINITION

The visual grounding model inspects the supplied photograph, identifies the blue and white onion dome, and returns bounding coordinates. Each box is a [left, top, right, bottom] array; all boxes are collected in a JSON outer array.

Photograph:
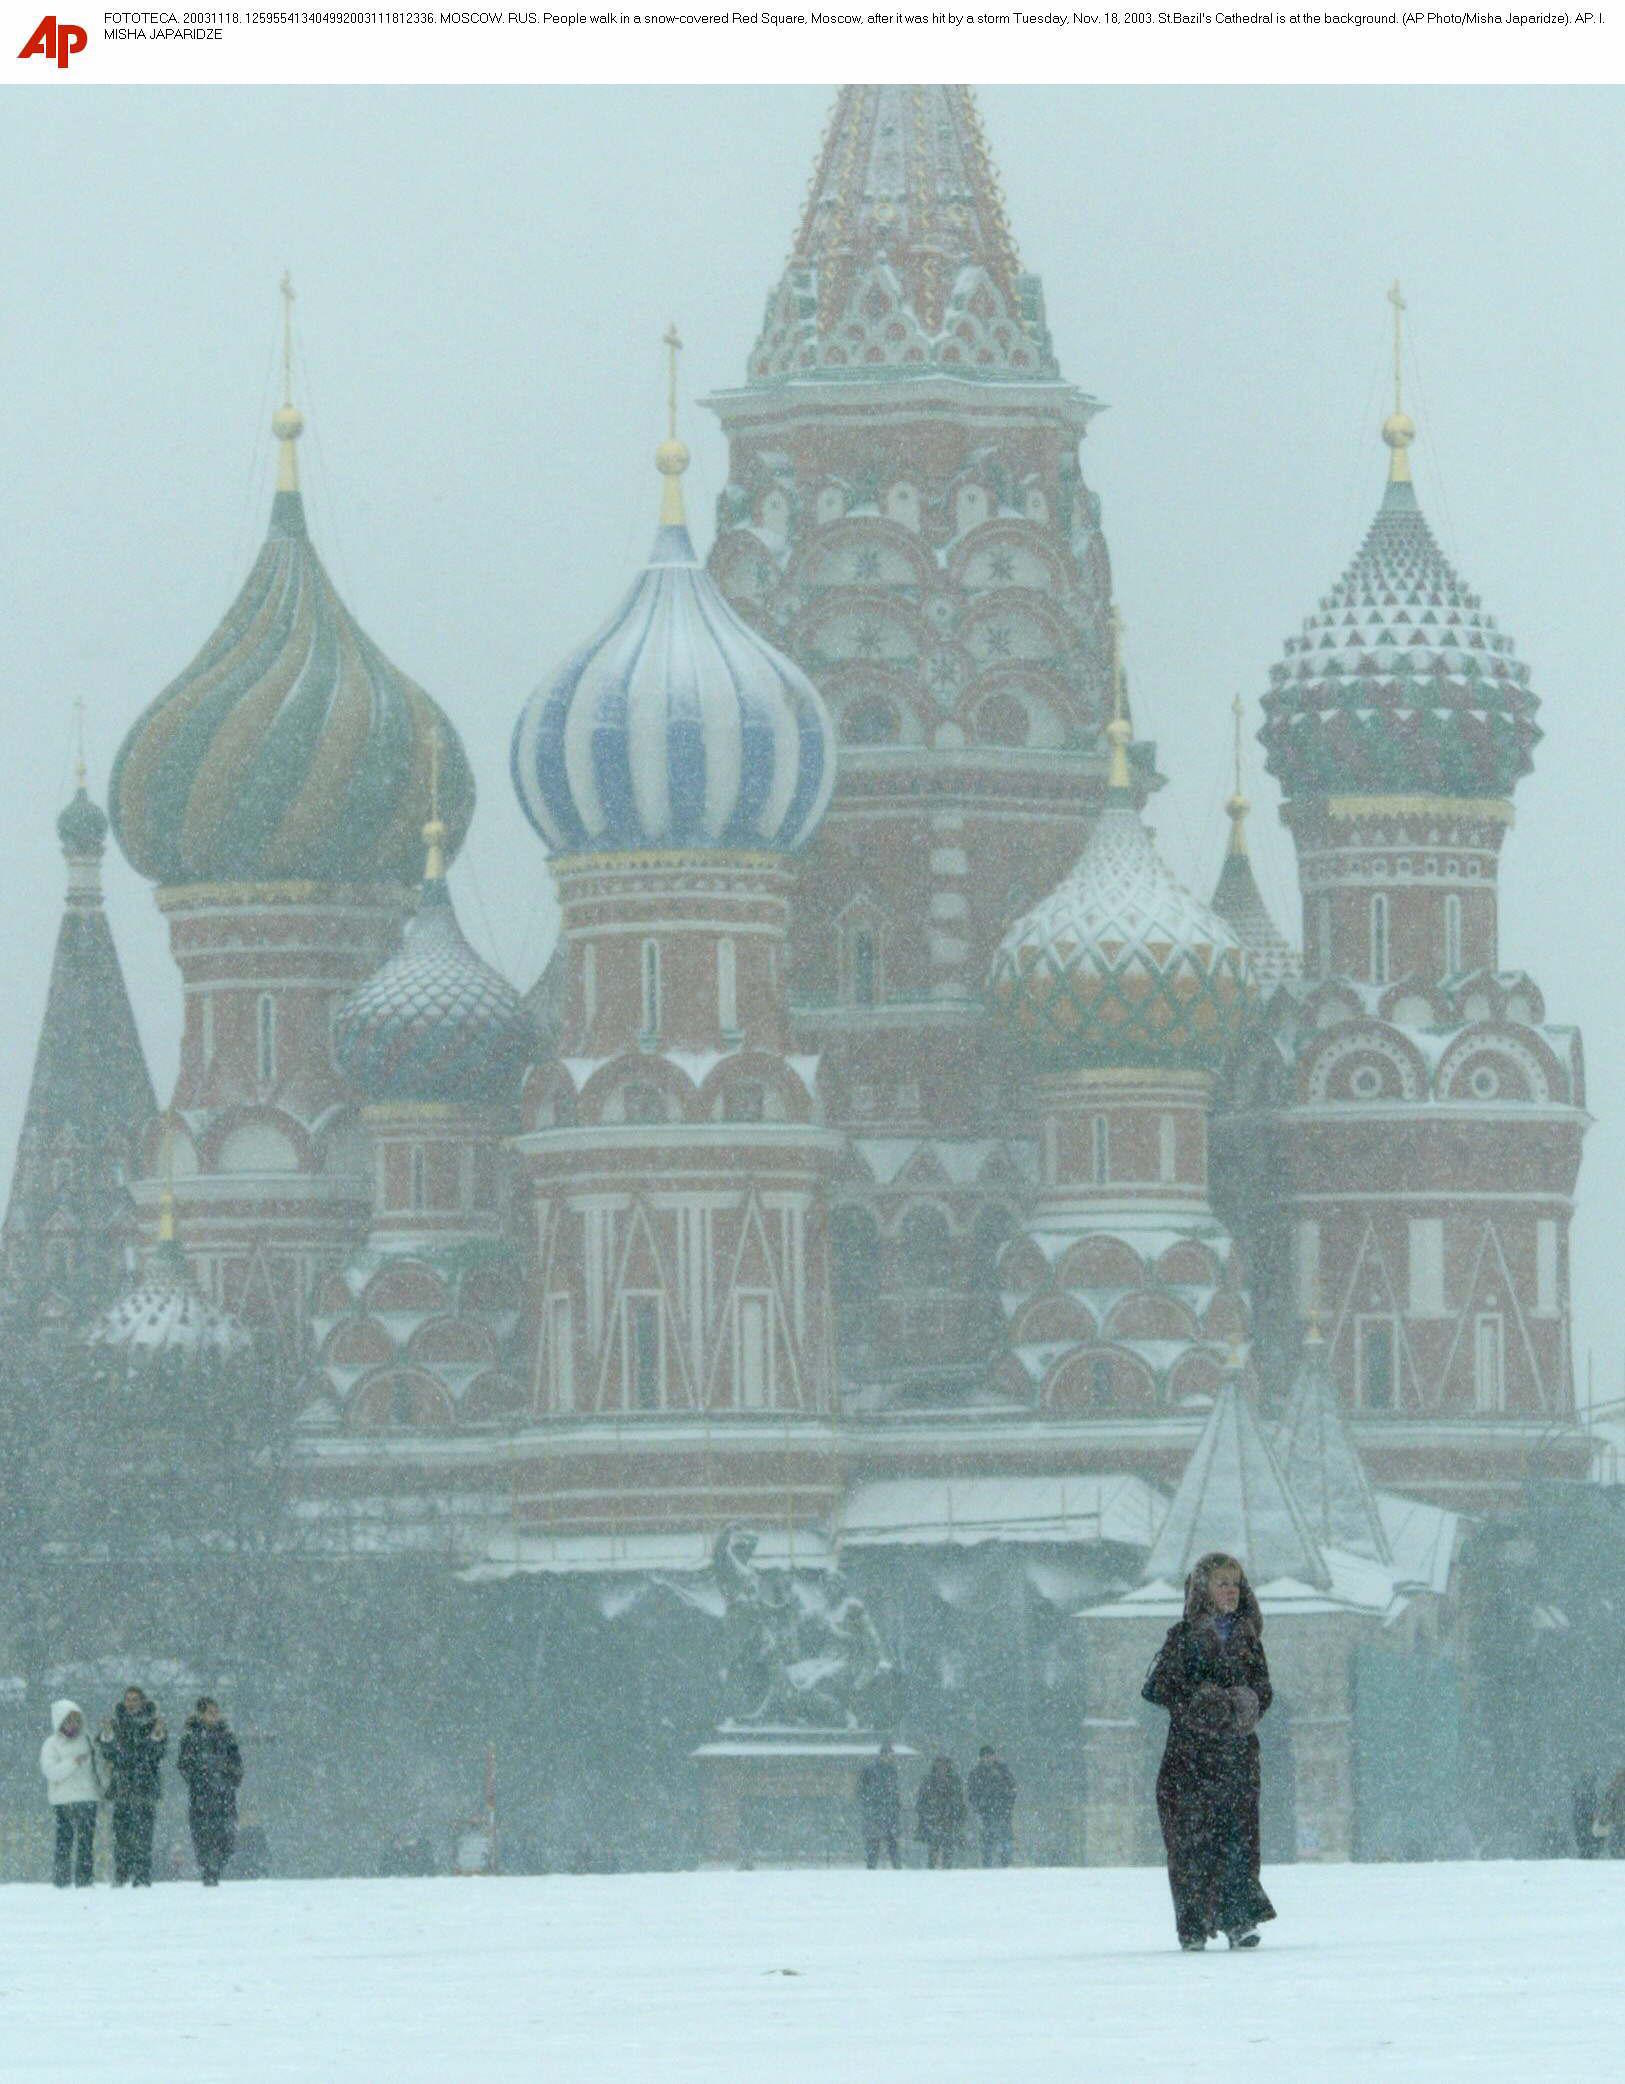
[[333, 812, 534, 1106], [511, 427, 835, 856]]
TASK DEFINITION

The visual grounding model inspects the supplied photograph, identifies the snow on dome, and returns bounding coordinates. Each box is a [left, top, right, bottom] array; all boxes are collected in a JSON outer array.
[[510, 516, 834, 858], [989, 790, 1255, 1070]]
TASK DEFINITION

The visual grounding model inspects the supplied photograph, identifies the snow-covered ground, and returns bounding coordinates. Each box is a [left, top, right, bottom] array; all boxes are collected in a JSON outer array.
[[3, 1860, 1621, 2082]]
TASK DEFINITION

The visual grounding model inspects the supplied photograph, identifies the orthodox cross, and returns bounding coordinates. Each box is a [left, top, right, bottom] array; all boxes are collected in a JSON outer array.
[[1388, 279, 1406, 417]]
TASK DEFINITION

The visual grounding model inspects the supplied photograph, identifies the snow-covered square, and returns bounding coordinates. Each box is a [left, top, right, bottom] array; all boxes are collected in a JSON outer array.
[[4, 1860, 1622, 2083]]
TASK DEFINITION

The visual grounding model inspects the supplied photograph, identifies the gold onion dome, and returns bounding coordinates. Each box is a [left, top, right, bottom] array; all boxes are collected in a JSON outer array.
[[109, 292, 473, 887], [989, 704, 1255, 1069]]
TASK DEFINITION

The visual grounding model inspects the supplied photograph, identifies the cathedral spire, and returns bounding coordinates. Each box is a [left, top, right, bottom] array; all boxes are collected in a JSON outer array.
[[1210, 693, 1298, 987], [272, 270, 305, 503], [656, 321, 689, 531], [1225, 694, 1250, 859], [1382, 280, 1415, 489], [743, 85, 1073, 388]]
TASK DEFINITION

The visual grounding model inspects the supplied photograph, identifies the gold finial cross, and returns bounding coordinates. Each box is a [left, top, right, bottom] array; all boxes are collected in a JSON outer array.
[[72, 691, 87, 791], [1388, 279, 1406, 417], [1232, 693, 1244, 799], [663, 322, 683, 443], [423, 727, 448, 880], [280, 270, 296, 407], [158, 1118, 176, 1245], [1108, 605, 1125, 726]]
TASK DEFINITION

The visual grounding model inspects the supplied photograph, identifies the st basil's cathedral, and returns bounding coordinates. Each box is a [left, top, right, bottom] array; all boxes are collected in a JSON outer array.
[[1, 86, 1589, 1865]]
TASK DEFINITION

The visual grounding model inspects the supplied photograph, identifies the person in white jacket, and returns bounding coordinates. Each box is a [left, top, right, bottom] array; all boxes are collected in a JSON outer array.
[[40, 1699, 102, 1887]]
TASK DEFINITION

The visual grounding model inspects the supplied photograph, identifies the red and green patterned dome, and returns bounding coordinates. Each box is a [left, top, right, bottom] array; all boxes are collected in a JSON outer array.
[[110, 405, 473, 889], [1260, 429, 1539, 802], [989, 723, 1255, 1069]]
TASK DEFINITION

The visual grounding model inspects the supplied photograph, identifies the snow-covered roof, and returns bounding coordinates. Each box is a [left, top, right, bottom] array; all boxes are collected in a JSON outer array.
[[1376, 1491, 1460, 1596], [1143, 1376, 1330, 1591], [1274, 1333, 1392, 1564], [838, 1474, 1166, 1551], [458, 1526, 837, 1581]]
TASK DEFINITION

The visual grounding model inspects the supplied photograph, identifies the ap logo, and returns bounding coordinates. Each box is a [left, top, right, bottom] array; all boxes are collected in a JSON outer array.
[[17, 15, 88, 66]]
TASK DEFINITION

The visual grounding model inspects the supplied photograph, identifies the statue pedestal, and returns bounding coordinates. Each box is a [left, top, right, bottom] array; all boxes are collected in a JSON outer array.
[[693, 1728, 914, 1868]]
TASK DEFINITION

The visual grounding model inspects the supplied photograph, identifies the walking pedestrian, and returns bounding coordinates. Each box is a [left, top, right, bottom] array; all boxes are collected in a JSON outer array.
[[966, 1743, 1017, 1867], [857, 1740, 902, 1868], [177, 1698, 243, 1887], [97, 1685, 167, 1887], [914, 1755, 967, 1870], [39, 1699, 101, 1888], [1591, 1766, 1625, 1857], [1142, 1551, 1276, 1952]]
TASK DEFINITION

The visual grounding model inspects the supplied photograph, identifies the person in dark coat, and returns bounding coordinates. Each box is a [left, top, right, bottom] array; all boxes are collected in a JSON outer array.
[[177, 1698, 243, 1886], [97, 1686, 167, 1887], [914, 1755, 967, 1870], [966, 1744, 1017, 1868], [1142, 1551, 1276, 1951], [856, 1740, 902, 1869]]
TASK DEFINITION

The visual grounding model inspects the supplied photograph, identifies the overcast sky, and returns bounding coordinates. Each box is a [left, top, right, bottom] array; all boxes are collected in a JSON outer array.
[[4, 86, 1620, 1402]]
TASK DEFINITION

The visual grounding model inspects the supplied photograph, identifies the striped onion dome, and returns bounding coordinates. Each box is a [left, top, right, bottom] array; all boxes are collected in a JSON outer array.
[[87, 1238, 251, 1370], [1260, 423, 1539, 801], [989, 722, 1255, 1069], [511, 443, 834, 856], [109, 404, 474, 887], [333, 835, 532, 1106]]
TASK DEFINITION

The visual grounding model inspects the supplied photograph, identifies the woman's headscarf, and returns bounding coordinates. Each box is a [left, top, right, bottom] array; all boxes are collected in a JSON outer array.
[[1183, 1551, 1263, 1636]]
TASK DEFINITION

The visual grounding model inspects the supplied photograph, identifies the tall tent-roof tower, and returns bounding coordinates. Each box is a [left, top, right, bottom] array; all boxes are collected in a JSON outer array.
[[0, 760, 157, 1334], [706, 86, 1142, 1403]]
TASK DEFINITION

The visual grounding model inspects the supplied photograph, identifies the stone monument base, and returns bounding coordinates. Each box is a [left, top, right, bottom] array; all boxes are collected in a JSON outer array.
[[693, 1728, 914, 1868]]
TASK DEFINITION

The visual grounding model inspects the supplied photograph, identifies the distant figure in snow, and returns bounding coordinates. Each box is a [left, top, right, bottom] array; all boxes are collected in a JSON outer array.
[[914, 1756, 967, 1870], [97, 1685, 168, 1887], [966, 1744, 1017, 1868], [1573, 1772, 1599, 1857], [40, 1698, 102, 1888], [177, 1698, 243, 1887], [857, 1740, 902, 1868], [1591, 1767, 1625, 1857], [381, 1828, 437, 1877], [1142, 1551, 1276, 1951]]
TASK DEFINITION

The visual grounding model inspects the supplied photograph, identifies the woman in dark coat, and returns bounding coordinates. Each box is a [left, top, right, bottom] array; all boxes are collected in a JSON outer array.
[[177, 1698, 243, 1887], [914, 1756, 967, 1870], [1142, 1551, 1276, 1951]]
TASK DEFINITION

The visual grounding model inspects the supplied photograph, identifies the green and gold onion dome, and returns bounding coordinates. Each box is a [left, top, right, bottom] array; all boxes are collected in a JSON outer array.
[[109, 372, 473, 888], [989, 715, 1255, 1070], [1259, 394, 1539, 802]]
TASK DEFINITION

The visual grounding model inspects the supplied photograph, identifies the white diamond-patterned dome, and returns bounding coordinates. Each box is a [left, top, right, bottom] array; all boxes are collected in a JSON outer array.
[[989, 792, 1255, 1069], [87, 1241, 252, 1369]]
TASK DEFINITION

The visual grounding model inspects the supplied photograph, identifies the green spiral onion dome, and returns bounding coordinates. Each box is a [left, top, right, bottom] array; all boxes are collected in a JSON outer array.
[[989, 722, 1255, 1069], [1259, 422, 1539, 801], [109, 408, 473, 887]]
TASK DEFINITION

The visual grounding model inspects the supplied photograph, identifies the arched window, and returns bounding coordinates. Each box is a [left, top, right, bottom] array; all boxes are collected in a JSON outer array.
[[257, 994, 277, 1085], [900, 1206, 954, 1291], [410, 1147, 426, 1212], [1370, 895, 1390, 986], [1091, 1116, 1109, 1185], [1316, 894, 1333, 980], [201, 994, 215, 1068], [1158, 1114, 1176, 1184], [640, 940, 661, 1041], [852, 929, 879, 1006], [1445, 893, 1463, 975], [830, 1206, 882, 1347], [718, 937, 738, 1035]]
